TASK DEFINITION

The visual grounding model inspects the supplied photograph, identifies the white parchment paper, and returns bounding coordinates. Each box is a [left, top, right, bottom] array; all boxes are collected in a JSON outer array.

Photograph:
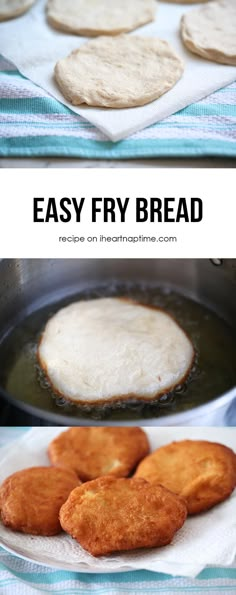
[[0, 427, 235, 576], [0, 1, 236, 140]]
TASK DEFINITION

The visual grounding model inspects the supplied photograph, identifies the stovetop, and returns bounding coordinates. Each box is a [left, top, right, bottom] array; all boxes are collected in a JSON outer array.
[[0, 396, 57, 426]]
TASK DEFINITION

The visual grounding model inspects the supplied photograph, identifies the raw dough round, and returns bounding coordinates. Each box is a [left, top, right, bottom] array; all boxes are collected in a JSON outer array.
[[47, 0, 157, 36], [55, 35, 184, 108], [38, 297, 194, 405], [181, 0, 236, 65], [0, 0, 35, 21]]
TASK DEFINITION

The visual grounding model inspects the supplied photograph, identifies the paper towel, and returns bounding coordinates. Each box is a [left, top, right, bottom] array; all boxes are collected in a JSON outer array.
[[0, 0, 236, 141], [0, 427, 235, 576]]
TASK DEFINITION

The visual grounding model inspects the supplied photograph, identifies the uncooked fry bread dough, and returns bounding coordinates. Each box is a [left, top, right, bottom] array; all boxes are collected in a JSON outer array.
[[54, 36, 184, 109], [181, 0, 236, 65], [60, 477, 187, 556], [48, 427, 150, 480], [38, 297, 194, 405], [0, 0, 35, 21], [135, 440, 236, 514], [47, 0, 157, 36]]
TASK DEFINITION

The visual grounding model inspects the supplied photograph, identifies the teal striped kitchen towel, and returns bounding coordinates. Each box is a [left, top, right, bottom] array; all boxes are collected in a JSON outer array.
[[0, 429, 236, 594], [1, 553, 236, 595], [0, 56, 235, 159]]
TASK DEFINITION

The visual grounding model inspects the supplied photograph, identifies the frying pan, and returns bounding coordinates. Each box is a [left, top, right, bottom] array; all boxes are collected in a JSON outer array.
[[0, 258, 236, 426]]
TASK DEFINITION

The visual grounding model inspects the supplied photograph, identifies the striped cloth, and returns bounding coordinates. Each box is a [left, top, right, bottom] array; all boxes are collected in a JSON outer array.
[[0, 55, 236, 159], [1, 555, 236, 595], [0, 429, 236, 594]]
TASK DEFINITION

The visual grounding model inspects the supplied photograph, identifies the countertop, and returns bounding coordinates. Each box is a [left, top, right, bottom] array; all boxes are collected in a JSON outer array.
[[1, 158, 235, 168]]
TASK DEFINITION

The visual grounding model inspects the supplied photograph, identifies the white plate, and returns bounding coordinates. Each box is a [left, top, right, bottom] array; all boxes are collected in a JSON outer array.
[[0, 427, 236, 575], [0, 1, 236, 140]]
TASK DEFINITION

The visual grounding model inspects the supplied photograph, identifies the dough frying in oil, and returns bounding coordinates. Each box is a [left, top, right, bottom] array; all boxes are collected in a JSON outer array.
[[38, 297, 194, 405]]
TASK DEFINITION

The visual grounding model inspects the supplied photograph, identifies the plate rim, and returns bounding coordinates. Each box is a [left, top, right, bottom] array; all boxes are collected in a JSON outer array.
[[0, 539, 135, 573], [1, 427, 236, 575]]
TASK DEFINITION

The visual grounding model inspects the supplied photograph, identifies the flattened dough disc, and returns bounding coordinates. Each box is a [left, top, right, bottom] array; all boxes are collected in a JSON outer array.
[[55, 35, 184, 109], [0, 0, 35, 21], [181, 0, 236, 65], [38, 297, 194, 405], [47, 0, 157, 36]]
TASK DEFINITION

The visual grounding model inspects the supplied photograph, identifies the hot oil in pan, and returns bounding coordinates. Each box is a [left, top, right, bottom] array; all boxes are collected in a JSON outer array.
[[0, 283, 236, 421]]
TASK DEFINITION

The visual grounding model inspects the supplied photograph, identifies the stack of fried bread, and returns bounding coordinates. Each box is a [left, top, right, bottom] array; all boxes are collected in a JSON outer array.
[[0, 428, 235, 557]]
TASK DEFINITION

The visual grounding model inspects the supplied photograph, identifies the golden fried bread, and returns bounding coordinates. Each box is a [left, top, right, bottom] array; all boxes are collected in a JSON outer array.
[[59, 476, 187, 556], [0, 466, 80, 536], [48, 427, 149, 481], [135, 440, 236, 514]]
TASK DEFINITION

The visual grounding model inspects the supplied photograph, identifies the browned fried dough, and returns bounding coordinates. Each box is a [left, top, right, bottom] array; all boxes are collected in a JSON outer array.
[[48, 427, 149, 481], [0, 467, 80, 536], [135, 440, 236, 514], [59, 476, 187, 556]]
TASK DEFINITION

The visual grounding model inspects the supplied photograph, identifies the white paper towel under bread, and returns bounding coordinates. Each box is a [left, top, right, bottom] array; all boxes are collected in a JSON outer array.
[[0, 427, 235, 576]]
